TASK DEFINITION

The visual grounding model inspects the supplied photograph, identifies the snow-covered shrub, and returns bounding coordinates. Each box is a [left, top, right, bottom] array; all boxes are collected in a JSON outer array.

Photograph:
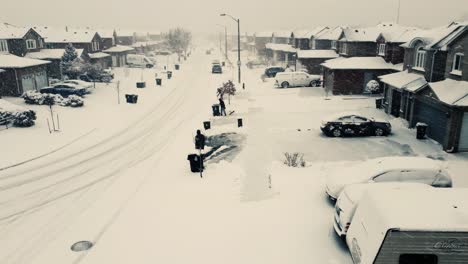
[[365, 80, 381, 94], [59, 95, 84, 107], [283, 152, 306, 167], [0, 111, 14, 125], [13, 110, 36, 127]]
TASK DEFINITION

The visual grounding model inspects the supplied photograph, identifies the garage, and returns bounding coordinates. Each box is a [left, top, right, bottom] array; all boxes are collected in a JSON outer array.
[[21, 71, 48, 92], [412, 99, 448, 144], [459, 113, 468, 151]]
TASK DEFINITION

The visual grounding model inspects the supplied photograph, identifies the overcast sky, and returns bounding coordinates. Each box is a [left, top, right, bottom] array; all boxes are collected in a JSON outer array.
[[1, 0, 467, 34]]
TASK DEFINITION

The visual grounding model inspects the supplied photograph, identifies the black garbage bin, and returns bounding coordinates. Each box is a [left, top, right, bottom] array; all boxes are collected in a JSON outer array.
[[125, 94, 138, 104], [136, 82, 146, 88], [175, 64, 180, 70], [156, 78, 162, 86], [375, 98, 384, 109], [212, 104, 220, 116], [203, 121, 211, 130], [187, 154, 203, 173], [238, 118, 243, 127], [167, 71, 172, 79], [416, 122, 428, 139], [222, 61, 225, 66]]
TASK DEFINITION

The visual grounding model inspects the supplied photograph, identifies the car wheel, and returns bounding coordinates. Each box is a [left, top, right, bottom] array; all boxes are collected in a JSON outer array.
[[375, 128, 385, 136], [281, 82, 289, 88], [332, 129, 342, 137]]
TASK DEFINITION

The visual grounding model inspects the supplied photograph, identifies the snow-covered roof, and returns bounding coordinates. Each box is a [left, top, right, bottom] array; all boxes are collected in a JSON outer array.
[[341, 27, 381, 42], [103, 45, 134, 53], [379, 70, 428, 92], [265, 43, 296, 52], [0, 54, 50, 68], [255, 31, 273, 38], [321, 57, 402, 70], [95, 28, 114, 39], [88, 52, 110, 59], [430, 22, 468, 51], [297, 50, 339, 59], [25, 48, 84, 60], [401, 22, 467, 49], [359, 188, 468, 232], [0, 22, 30, 39], [273, 30, 292, 39], [316, 26, 345, 40], [377, 23, 422, 43], [429, 79, 468, 106], [33, 26, 98, 43], [294, 26, 329, 39], [115, 29, 135, 37]]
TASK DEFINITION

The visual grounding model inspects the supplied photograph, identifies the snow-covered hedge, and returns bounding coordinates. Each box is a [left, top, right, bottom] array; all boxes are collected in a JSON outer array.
[[21, 91, 84, 107], [365, 80, 381, 94], [0, 110, 37, 127]]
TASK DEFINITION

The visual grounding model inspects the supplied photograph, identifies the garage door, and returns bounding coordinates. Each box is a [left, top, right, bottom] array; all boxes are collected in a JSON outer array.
[[413, 100, 448, 144], [34, 71, 48, 89], [21, 75, 35, 92], [459, 112, 468, 151]]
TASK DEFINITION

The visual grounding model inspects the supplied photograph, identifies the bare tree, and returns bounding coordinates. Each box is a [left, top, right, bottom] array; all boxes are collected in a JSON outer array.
[[164, 28, 192, 60]]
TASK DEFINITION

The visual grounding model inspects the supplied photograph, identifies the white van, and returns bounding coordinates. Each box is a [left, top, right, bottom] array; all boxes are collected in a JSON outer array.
[[127, 54, 154, 68], [333, 182, 432, 237], [346, 188, 468, 264], [275, 72, 321, 88]]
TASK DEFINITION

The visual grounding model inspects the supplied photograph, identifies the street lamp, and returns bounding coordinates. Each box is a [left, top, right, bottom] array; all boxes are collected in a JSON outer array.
[[220, 13, 241, 84], [216, 24, 228, 60]]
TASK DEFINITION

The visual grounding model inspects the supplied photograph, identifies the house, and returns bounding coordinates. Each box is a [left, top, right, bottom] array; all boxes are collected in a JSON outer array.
[[35, 27, 112, 69], [0, 22, 45, 57], [115, 29, 135, 46], [264, 43, 296, 66], [338, 27, 381, 57], [379, 22, 468, 152], [272, 31, 291, 44], [375, 23, 420, 64], [0, 54, 50, 96], [296, 49, 339, 74], [254, 31, 273, 57], [103, 45, 134, 67], [96, 29, 115, 50], [26, 48, 84, 79], [313, 26, 345, 51], [322, 57, 401, 94], [291, 26, 328, 50]]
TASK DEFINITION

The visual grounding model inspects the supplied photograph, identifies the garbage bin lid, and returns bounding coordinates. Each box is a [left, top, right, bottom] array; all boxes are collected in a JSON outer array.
[[416, 122, 428, 127]]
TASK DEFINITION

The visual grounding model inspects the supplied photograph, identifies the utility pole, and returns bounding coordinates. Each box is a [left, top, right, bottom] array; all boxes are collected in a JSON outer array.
[[396, 0, 401, 24], [221, 13, 242, 84], [224, 26, 228, 60]]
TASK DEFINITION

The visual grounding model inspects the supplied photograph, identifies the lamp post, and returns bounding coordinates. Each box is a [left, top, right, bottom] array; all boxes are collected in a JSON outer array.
[[216, 24, 228, 60], [220, 13, 241, 84]]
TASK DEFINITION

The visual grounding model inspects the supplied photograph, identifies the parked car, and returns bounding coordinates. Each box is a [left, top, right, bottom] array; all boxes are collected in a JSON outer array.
[[333, 182, 432, 237], [40, 84, 87, 97], [78, 71, 113, 83], [264, 67, 284, 78], [275, 72, 321, 88], [212, 64, 222, 74], [347, 188, 468, 264], [321, 114, 391, 137], [325, 156, 452, 201], [61, 80, 93, 93], [127, 54, 154, 68]]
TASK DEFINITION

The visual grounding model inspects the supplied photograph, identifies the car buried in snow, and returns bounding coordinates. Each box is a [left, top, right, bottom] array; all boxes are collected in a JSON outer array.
[[325, 156, 452, 201], [40, 84, 87, 97], [320, 114, 391, 137]]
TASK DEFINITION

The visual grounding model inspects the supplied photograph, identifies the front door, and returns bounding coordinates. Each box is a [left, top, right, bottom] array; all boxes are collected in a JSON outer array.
[[391, 89, 401, 117]]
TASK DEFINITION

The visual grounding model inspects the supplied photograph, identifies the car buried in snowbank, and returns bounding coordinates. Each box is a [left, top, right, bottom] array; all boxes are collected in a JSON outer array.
[[320, 114, 391, 137], [325, 156, 452, 201]]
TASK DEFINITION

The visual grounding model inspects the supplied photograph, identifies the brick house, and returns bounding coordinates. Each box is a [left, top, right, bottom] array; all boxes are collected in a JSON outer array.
[[0, 23, 45, 57], [313, 26, 344, 51], [380, 22, 468, 152], [322, 57, 400, 95], [338, 27, 380, 57], [291, 26, 328, 50], [0, 54, 50, 96]]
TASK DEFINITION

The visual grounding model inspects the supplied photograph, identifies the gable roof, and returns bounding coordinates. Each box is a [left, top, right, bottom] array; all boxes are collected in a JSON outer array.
[[429, 79, 468, 106], [316, 26, 345, 41], [33, 26, 99, 43], [0, 22, 30, 39], [341, 26, 381, 42], [379, 70, 428, 92], [429, 22, 468, 51], [377, 23, 421, 43], [401, 22, 467, 49], [0, 54, 50, 68], [293, 26, 329, 39]]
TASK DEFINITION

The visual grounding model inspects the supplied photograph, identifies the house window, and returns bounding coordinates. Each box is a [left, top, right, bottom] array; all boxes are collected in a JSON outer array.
[[0, 39, 8, 52], [331, 41, 337, 50], [452, 52, 463, 75], [414, 47, 426, 70], [26, 39, 37, 49], [340, 43, 348, 54], [378, 43, 386, 56]]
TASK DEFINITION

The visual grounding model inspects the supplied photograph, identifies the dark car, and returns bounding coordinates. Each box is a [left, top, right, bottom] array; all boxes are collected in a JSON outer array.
[[212, 64, 222, 74], [264, 67, 285, 78], [40, 84, 87, 97], [78, 71, 113, 83], [320, 114, 391, 137]]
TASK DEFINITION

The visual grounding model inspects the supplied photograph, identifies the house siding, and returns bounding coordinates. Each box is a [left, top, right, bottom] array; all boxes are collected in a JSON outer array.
[[339, 42, 376, 57], [444, 30, 468, 81], [324, 68, 395, 95]]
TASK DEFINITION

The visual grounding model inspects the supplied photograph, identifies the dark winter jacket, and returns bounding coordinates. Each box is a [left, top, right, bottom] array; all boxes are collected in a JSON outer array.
[[219, 99, 226, 109]]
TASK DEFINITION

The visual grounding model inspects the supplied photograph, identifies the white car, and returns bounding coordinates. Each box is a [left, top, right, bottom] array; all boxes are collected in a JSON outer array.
[[127, 54, 154, 68], [275, 72, 321, 88], [333, 182, 432, 237], [325, 156, 452, 201]]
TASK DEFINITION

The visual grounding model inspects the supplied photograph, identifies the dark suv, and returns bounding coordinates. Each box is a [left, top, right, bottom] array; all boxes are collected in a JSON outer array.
[[264, 67, 285, 77], [212, 64, 222, 74]]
